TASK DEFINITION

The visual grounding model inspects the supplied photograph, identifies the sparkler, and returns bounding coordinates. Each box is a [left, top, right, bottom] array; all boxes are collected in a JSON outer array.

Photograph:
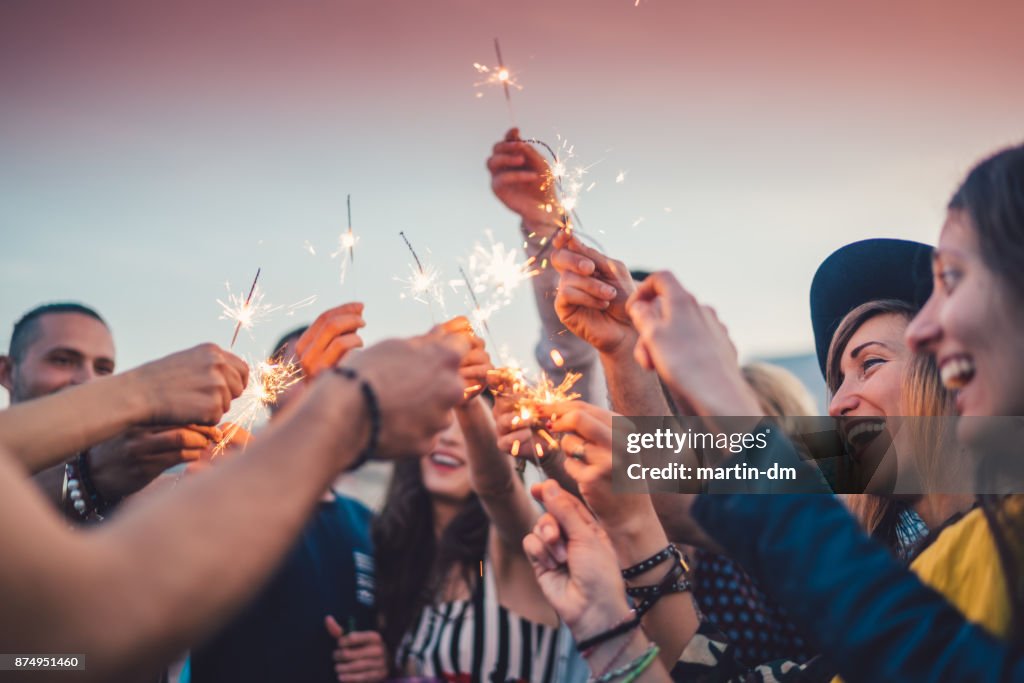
[[519, 136, 600, 266], [218, 268, 282, 349], [331, 194, 359, 285], [213, 355, 303, 457], [473, 38, 521, 125], [487, 366, 583, 474], [397, 231, 445, 317]]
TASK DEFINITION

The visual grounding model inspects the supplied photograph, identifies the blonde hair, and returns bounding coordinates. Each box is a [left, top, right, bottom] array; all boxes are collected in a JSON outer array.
[[741, 362, 816, 437]]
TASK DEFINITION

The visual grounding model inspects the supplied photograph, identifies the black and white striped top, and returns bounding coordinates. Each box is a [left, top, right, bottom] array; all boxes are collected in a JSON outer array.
[[396, 558, 561, 682]]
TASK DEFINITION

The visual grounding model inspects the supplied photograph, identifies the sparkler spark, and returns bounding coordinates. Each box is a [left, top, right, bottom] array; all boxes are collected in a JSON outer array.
[[213, 355, 303, 456], [473, 38, 521, 123], [462, 231, 539, 314], [218, 269, 281, 348], [331, 194, 359, 285], [396, 232, 446, 313]]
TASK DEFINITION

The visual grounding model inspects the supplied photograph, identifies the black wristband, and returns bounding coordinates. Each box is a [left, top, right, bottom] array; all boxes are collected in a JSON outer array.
[[621, 544, 680, 579], [332, 366, 380, 470], [628, 560, 690, 618], [575, 611, 642, 653]]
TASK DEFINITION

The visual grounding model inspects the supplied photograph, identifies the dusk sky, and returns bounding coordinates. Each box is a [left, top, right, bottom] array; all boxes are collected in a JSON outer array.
[[3, 0, 1023, 408]]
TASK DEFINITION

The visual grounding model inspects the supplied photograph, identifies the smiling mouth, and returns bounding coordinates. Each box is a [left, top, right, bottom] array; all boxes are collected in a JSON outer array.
[[429, 453, 464, 468], [845, 420, 885, 447], [939, 355, 976, 390]]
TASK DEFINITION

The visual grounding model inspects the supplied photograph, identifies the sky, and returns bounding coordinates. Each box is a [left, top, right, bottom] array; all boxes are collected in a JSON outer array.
[[2, 0, 1023, 409]]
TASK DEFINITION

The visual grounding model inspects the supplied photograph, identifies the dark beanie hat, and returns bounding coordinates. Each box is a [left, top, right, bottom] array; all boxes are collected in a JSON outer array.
[[810, 238, 934, 378]]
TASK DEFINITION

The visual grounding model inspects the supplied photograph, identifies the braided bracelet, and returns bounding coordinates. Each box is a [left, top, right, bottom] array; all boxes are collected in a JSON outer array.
[[621, 544, 682, 579], [331, 366, 381, 470]]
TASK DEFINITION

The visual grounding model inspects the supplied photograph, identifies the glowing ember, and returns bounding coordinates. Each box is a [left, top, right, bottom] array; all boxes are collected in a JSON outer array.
[[550, 349, 565, 368]]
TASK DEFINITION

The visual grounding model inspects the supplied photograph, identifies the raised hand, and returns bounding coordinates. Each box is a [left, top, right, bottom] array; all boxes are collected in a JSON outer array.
[[522, 480, 632, 641], [487, 127, 561, 231], [627, 271, 762, 418], [552, 231, 637, 356], [431, 317, 492, 401], [344, 334, 469, 460], [295, 303, 366, 379], [128, 344, 249, 426], [542, 401, 658, 533], [325, 616, 388, 683], [89, 425, 220, 499]]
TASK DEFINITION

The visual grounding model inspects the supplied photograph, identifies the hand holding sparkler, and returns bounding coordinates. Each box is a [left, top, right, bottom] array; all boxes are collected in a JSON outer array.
[[540, 401, 658, 533], [338, 333, 469, 460], [432, 316, 492, 402], [488, 128, 561, 231], [293, 302, 366, 378], [88, 424, 223, 499], [128, 343, 250, 426], [552, 231, 637, 357], [627, 272, 763, 421]]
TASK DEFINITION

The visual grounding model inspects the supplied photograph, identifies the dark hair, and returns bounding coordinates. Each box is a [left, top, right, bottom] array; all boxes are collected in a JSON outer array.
[[950, 144, 1024, 639], [270, 325, 308, 360], [372, 460, 488, 660], [8, 302, 107, 362], [948, 144, 1024, 300]]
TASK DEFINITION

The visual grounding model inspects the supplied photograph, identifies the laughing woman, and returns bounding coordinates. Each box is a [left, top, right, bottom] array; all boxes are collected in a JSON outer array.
[[624, 144, 1024, 681], [370, 320, 562, 683]]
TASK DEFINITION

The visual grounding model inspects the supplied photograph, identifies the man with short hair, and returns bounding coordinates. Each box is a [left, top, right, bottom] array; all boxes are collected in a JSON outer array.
[[0, 302, 219, 520]]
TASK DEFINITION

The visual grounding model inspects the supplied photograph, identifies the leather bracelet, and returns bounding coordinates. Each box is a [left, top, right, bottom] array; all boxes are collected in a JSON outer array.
[[331, 366, 380, 470], [626, 558, 691, 600], [631, 558, 687, 619], [621, 543, 682, 579], [576, 610, 642, 654]]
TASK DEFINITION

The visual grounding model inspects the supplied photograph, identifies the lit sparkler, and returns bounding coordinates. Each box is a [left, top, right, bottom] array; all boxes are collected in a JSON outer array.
[[218, 268, 281, 348], [213, 355, 303, 456], [331, 194, 359, 285], [396, 231, 445, 316], [473, 38, 521, 124]]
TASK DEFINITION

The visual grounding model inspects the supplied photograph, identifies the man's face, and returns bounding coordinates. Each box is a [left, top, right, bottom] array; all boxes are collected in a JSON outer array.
[[1, 313, 116, 403]]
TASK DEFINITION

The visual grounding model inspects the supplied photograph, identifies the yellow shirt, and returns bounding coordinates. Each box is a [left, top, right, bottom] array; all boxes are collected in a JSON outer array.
[[909, 507, 1010, 637], [834, 506, 1010, 683]]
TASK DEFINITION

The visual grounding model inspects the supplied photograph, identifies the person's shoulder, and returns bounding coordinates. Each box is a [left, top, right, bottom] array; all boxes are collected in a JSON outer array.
[[331, 492, 374, 524]]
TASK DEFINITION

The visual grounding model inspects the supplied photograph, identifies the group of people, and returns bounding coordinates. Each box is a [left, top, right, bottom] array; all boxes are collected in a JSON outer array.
[[1, 131, 1022, 682]]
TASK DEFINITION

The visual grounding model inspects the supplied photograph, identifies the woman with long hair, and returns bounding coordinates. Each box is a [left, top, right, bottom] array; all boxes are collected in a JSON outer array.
[[370, 320, 562, 682]]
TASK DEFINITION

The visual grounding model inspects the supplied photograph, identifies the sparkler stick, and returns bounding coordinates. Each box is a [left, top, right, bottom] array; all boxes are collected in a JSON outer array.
[[493, 38, 516, 125], [458, 265, 495, 345], [231, 268, 261, 349], [332, 194, 359, 286], [397, 231, 443, 320]]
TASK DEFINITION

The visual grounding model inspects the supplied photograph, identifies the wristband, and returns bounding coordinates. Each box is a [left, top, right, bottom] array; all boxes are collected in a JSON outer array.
[[621, 543, 684, 579], [577, 610, 642, 654], [332, 366, 380, 470]]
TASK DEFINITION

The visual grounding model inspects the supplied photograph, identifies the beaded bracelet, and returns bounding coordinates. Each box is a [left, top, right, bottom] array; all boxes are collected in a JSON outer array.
[[589, 642, 660, 683], [331, 366, 381, 470], [62, 457, 104, 523], [621, 543, 682, 579]]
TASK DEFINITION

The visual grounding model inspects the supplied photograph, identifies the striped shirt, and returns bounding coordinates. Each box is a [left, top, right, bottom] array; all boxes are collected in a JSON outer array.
[[396, 558, 561, 682]]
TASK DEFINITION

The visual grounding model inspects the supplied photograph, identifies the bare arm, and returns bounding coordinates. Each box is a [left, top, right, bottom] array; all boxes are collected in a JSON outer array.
[[457, 396, 538, 550], [0, 374, 364, 681], [0, 335, 466, 682], [0, 345, 244, 473]]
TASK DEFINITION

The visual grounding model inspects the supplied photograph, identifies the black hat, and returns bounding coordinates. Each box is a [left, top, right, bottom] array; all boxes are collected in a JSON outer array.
[[810, 238, 934, 379]]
